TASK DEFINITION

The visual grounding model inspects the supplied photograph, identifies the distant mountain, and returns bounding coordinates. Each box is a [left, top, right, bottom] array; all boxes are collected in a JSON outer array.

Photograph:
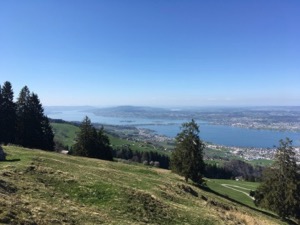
[[94, 105, 169, 112], [45, 106, 97, 114], [91, 106, 172, 119], [45, 106, 300, 132]]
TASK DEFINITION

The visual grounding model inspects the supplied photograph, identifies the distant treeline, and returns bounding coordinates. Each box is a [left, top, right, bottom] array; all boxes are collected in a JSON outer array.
[[205, 159, 263, 181], [49, 118, 70, 124], [111, 144, 263, 179], [0, 81, 54, 150], [49, 118, 80, 126], [112, 146, 170, 169]]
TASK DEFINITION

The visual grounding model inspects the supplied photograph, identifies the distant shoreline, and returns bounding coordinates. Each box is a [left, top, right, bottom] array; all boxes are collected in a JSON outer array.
[[47, 106, 300, 149]]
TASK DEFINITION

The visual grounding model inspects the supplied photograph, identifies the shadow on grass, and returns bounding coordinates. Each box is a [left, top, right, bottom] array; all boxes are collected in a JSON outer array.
[[2, 159, 21, 162], [195, 184, 298, 225]]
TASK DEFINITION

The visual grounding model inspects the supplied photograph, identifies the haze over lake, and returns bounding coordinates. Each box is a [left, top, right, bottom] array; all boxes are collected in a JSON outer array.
[[46, 107, 300, 148]]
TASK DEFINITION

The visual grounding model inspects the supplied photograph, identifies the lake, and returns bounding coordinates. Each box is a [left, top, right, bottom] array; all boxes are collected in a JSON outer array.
[[47, 110, 300, 148]]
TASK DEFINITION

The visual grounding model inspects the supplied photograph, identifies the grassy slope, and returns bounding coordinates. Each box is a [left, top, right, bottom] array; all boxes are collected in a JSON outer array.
[[108, 134, 166, 153], [51, 122, 168, 154], [51, 122, 274, 167], [51, 123, 80, 147], [0, 146, 286, 225], [206, 179, 259, 208]]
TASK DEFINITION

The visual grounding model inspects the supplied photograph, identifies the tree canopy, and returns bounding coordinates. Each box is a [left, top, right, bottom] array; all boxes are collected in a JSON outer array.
[[0, 81, 54, 150], [73, 116, 113, 161], [15, 86, 54, 150], [171, 119, 205, 184], [0, 81, 16, 144], [254, 138, 300, 221]]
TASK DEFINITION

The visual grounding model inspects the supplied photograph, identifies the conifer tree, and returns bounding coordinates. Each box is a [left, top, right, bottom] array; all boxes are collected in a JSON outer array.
[[254, 138, 300, 221], [15, 86, 31, 147], [28, 93, 54, 150], [171, 119, 205, 183], [73, 116, 94, 156], [73, 116, 113, 160], [0, 82, 16, 144], [94, 126, 113, 160], [15, 86, 54, 150], [40, 116, 55, 150]]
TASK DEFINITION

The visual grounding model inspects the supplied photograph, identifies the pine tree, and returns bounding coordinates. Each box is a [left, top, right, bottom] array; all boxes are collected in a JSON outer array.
[[15, 86, 54, 150], [94, 127, 113, 160], [28, 93, 54, 150], [254, 138, 300, 221], [15, 86, 31, 147], [73, 116, 113, 160], [73, 116, 94, 156], [0, 82, 16, 144], [41, 116, 55, 150], [171, 119, 205, 184]]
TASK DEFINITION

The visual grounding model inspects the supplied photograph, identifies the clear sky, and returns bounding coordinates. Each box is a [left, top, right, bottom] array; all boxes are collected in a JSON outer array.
[[1, 0, 299, 107]]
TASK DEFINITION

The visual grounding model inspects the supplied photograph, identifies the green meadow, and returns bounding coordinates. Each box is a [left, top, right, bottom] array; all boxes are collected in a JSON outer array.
[[51, 123, 80, 148], [206, 179, 259, 208], [0, 146, 286, 225]]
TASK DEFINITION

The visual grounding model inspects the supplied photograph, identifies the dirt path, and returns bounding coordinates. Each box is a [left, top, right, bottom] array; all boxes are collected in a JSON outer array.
[[221, 184, 254, 200]]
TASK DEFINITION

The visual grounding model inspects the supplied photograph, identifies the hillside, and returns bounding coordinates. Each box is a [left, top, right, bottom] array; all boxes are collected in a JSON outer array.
[[51, 123, 80, 148], [51, 122, 172, 153], [0, 146, 286, 225]]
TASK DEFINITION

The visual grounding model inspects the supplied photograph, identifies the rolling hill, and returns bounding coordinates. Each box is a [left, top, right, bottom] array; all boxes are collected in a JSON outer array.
[[50, 122, 172, 153]]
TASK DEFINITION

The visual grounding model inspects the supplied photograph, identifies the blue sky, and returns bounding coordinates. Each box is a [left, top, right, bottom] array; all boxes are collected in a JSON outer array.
[[1, 0, 299, 107]]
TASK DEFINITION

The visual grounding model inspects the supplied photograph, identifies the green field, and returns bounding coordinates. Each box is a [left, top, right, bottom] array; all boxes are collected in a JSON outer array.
[[204, 147, 241, 161], [51, 122, 170, 154], [206, 179, 260, 208], [108, 134, 169, 153], [0, 146, 287, 225], [249, 158, 274, 167], [51, 122, 80, 148]]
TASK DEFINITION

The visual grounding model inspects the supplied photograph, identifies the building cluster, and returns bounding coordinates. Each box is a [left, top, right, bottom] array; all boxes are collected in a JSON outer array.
[[137, 128, 173, 143], [231, 121, 300, 132], [207, 144, 300, 162]]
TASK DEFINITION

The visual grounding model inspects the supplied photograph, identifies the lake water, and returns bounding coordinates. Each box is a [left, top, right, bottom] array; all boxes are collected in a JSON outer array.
[[47, 110, 300, 148]]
